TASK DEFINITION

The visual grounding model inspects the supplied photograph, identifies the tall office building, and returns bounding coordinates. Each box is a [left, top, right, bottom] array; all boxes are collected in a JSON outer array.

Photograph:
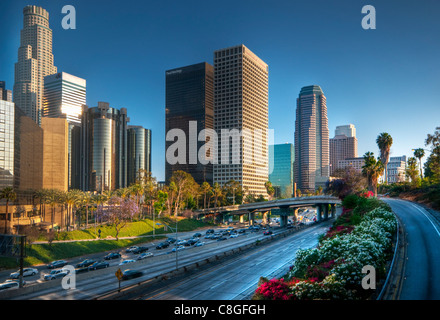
[[0, 81, 12, 102], [335, 124, 356, 138], [14, 5, 57, 125], [165, 62, 214, 185], [0, 92, 43, 201], [329, 125, 358, 176], [43, 72, 86, 124], [43, 72, 86, 189], [127, 126, 152, 186], [269, 143, 294, 198], [79, 102, 129, 192], [213, 44, 269, 196], [294, 85, 329, 192]]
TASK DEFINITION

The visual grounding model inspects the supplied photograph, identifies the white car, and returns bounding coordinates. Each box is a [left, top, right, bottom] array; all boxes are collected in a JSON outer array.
[[9, 268, 38, 279], [194, 242, 205, 247], [137, 252, 153, 260], [0, 281, 19, 291], [119, 259, 136, 266], [229, 234, 239, 238], [171, 245, 185, 252]]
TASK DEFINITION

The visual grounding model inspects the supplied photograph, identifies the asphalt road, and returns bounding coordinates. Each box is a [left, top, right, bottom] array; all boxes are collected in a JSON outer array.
[[383, 198, 440, 300], [5, 219, 315, 299], [122, 221, 332, 300]]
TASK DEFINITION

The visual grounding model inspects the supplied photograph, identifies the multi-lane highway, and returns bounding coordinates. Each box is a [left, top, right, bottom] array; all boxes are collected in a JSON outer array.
[[2, 218, 327, 300], [383, 198, 440, 300]]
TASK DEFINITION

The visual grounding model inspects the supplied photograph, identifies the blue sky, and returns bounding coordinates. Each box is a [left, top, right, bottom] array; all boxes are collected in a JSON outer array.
[[1, 0, 439, 181]]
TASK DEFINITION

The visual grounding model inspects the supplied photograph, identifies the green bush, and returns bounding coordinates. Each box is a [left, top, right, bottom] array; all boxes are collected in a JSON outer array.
[[341, 194, 359, 209]]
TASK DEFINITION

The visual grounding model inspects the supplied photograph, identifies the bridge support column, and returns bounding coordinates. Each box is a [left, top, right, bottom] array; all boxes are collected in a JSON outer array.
[[262, 211, 270, 224], [248, 211, 256, 226], [279, 206, 290, 227], [317, 205, 322, 222], [239, 214, 245, 224], [331, 204, 336, 218], [323, 204, 329, 220]]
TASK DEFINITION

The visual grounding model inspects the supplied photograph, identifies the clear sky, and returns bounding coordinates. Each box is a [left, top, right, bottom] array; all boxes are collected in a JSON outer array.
[[1, 0, 439, 181]]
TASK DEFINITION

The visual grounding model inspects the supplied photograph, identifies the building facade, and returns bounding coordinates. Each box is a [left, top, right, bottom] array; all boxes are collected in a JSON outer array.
[[337, 157, 365, 173], [43, 72, 86, 189], [0, 82, 12, 102], [127, 126, 152, 186], [14, 5, 57, 125], [329, 125, 358, 176], [79, 102, 129, 192], [294, 85, 329, 192], [213, 44, 269, 196], [387, 156, 407, 183], [269, 143, 294, 198], [165, 62, 214, 185]]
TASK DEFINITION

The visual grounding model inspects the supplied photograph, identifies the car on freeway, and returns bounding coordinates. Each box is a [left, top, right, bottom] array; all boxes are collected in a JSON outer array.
[[167, 237, 177, 243], [5, 279, 26, 286], [217, 237, 228, 241], [194, 242, 205, 247], [121, 269, 143, 280], [204, 234, 213, 239], [131, 246, 149, 254], [171, 245, 185, 252], [156, 242, 169, 249], [104, 252, 121, 260], [177, 240, 188, 246], [229, 234, 239, 238], [75, 267, 89, 274], [88, 261, 110, 270], [238, 229, 247, 234], [75, 259, 96, 268], [205, 229, 215, 235], [286, 224, 294, 229], [47, 260, 68, 269], [125, 246, 139, 253], [263, 230, 273, 235], [119, 259, 136, 266], [137, 252, 153, 260], [43, 268, 70, 281], [193, 233, 202, 238], [0, 281, 19, 291], [187, 238, 199, 245], [9, 268, 38, 279]]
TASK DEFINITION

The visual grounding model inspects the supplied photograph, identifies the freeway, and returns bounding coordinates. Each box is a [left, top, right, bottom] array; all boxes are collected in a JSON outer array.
[[110, 221, 332, 300], [383, 198, 440, 300], [3, 219, 319, 300]]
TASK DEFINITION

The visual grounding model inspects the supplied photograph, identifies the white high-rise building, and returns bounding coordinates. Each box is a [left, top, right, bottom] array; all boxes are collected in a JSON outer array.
[[213, 44, 269, 197], [43, 72, 86, 125], [14, 5, 57, 125]]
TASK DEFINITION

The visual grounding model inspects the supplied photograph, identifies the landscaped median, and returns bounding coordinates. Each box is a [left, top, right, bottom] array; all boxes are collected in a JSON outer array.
[[252, 194, 398, 300]]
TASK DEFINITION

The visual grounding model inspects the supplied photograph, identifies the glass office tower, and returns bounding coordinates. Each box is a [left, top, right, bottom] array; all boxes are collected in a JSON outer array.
[[127, 126, 152, 186], [165, 62, 214, 185], [269, 143, 294, 198], [294, 85, 329, 192], [80, 102, 128, 192]]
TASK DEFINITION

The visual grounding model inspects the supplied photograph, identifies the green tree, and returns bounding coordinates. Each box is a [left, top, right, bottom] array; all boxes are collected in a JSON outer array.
[[406, 157, 420, 187], [1, 187, 17, 234], [169, 171, 197, 216], [362, 152, 384, 196], [212, 182, 223, 208], [376, 132, 393, 184], [200, 182, 211, 209], [264, 181, 275, 200], [413, 148, 425, 179]]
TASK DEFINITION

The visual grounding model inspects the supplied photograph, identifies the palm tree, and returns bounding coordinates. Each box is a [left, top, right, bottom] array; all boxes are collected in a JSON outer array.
[[1, 187, 17, 234], [362, 152, 384, 196], [44, 189, 60, 231], [376, 132, 393, 184], [264, 181, 275, 200], [413, 148, 425, 179], [200, 182, 211, 209], [212, 183, 223, 208]]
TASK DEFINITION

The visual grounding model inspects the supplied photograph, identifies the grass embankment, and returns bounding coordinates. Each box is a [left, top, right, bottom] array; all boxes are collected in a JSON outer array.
[[0, 217, 213, 270], [381, 183, 440, 211]]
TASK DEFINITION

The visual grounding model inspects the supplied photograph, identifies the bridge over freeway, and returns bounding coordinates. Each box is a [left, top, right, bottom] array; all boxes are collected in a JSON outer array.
[[194, 195, 342, 227]]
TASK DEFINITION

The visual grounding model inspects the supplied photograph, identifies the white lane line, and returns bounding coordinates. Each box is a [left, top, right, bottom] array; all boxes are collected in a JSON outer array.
[[406, 201, 440, 239]]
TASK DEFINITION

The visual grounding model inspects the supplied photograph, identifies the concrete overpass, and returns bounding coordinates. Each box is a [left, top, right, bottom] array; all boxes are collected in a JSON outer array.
[[194, 195, 341, 226]]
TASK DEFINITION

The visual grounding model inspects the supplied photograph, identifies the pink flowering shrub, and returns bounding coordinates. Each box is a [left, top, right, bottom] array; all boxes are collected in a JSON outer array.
[[254, 278, 292, 300]]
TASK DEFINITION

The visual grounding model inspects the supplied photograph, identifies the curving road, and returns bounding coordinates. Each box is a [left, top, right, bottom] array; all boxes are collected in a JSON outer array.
[[383, 198, 440, 300]]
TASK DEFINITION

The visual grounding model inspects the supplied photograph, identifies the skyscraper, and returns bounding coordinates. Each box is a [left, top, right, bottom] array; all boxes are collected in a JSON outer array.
[[43, 72, 86, 125], [213, 44, 269, 196], [329, 125, 358, 176], [127, 126, 152, 186], [165, 62, 214, 185], [269, 143, 294, 198], [294, 85, 329, 192], [79, 102, 129, 192], [14, 5, 57, 125], [43, 72, 86, 189], [0, 81, 12, 102]]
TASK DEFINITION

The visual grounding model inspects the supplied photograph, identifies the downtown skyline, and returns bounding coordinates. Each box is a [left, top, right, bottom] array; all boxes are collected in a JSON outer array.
[[1, 0, 440, 181]]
